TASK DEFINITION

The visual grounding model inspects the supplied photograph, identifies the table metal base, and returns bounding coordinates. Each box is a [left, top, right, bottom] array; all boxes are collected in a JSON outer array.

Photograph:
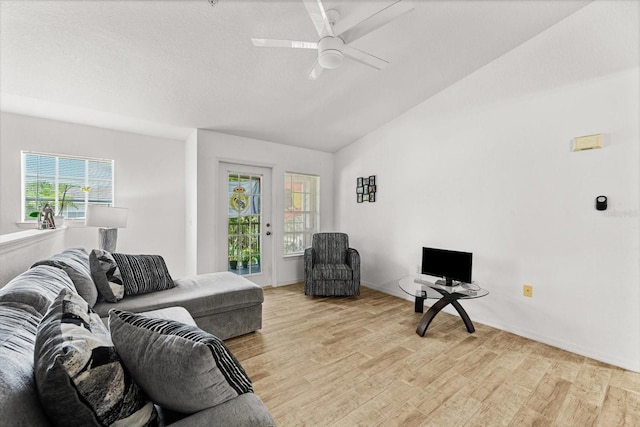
[[415, 290, 475, 336]]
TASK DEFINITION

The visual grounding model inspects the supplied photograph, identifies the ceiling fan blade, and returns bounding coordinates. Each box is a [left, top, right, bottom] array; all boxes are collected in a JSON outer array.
[[307, 58, 324, 80], [338, 0, 414, 45], [251, 38, 318, 49], [344, 45, 389, 70], [302, 0, 334, 38]]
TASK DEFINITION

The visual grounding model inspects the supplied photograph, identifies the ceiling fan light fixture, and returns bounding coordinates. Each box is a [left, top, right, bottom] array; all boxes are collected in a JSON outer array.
[[319, 49, 343, 69], [318, 36, 345, 69]]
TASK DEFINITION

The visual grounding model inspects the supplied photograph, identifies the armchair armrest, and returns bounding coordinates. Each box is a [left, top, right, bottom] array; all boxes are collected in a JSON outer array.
[[304, 248, 314, 283], [347, 248, 360, 286]]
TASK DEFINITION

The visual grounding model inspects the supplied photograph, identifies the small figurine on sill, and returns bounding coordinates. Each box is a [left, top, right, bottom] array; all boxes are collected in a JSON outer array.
[[42, 203, 56, 229]]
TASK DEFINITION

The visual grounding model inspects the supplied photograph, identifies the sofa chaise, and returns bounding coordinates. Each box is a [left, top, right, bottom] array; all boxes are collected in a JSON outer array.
[[94, 271, 264, 341]]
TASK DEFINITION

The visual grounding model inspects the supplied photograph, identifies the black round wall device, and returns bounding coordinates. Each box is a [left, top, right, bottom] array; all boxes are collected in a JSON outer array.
[[596, 195, 607, 211]]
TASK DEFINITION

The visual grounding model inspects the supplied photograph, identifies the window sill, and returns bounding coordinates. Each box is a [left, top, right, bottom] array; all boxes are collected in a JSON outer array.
[[16, 219, 85, 229], [283, 254, 304, 259]]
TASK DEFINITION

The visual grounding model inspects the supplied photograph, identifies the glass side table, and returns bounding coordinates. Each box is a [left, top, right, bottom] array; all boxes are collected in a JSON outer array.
[[399, 275, 489, 337]]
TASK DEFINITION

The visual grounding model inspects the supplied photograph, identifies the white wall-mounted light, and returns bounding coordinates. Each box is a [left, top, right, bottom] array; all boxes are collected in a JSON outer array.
[[572, 134, 602, 151]]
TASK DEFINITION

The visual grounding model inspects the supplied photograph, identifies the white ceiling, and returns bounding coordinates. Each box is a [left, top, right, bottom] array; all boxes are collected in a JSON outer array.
[[0, 0, 593, 152]]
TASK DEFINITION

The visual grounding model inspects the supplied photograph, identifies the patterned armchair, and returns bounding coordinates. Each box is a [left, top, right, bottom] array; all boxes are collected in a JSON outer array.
[[304, 233, 360, 296]]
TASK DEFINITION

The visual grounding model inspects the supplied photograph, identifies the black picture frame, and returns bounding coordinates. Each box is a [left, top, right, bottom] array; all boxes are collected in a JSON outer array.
[[356, 175, 377, 203]]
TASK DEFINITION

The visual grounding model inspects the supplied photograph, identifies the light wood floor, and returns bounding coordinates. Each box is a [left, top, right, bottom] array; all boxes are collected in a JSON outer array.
[[225, 284, 640, 426]]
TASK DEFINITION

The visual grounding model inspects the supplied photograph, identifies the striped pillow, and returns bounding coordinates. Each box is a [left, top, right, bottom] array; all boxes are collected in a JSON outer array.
[[111, 253, 175, 296], [109, 309, 253, 414], [34, 290, 156, 426]]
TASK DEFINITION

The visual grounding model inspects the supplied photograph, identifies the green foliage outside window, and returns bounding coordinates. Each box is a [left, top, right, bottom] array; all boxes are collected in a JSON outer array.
[[228, 215, 260, 264]]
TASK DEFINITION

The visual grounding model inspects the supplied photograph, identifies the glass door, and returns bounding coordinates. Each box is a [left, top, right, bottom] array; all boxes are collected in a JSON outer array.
[[227, 173, 262, 275], [218, 163, 272, 287]]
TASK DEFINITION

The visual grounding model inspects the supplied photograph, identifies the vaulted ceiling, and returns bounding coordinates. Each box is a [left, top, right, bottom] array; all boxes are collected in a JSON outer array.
[[1, 0, 592, 152]]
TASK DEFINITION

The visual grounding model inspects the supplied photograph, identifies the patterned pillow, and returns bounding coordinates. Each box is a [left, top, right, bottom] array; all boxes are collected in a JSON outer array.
[[32, 248, 98, 307], [111, 253, 175, 296], [109, 309, 253, 414], [34, 289, 156, 427], [89, 249, 125, 302]]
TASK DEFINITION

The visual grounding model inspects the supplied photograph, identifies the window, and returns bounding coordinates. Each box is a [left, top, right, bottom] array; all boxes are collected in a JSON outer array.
[[22, 151, 114, 221], [284, 173, 320, 255]]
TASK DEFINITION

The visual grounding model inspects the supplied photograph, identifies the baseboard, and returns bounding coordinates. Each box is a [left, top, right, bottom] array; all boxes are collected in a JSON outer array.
[[362, 280, 640, 373], [474, 317, 640, 373], [362, 280, 411, 301], [275, 278, 303, 287]]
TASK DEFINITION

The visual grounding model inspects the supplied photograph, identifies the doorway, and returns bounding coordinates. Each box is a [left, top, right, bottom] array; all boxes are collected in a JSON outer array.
[[218, 163, 272, 287]]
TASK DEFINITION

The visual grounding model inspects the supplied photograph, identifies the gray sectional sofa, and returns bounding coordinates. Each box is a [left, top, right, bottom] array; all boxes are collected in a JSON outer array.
[[0, 248, 275, 426]]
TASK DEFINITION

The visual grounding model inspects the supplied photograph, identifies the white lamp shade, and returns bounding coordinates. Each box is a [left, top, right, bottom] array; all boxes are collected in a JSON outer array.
[[85, 205, 128, 228]]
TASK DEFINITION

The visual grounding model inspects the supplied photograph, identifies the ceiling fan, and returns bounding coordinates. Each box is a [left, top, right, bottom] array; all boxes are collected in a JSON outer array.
[[251, 0, 414, 80]]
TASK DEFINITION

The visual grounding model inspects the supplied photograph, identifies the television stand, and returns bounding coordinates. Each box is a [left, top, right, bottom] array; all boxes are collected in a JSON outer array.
[[399, 275, 489, 336]]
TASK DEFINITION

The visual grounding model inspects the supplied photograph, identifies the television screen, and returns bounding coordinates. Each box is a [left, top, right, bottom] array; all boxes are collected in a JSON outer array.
[[421, 247, 473, 285]]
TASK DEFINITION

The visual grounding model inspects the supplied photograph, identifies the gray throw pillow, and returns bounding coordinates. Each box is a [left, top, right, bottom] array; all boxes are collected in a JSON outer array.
[[89, 249, 125, 302], [34, 289, 156, 427], [109, 309, 253, 414], [111, 253, 175, 296], [31, 248, 98, 306]]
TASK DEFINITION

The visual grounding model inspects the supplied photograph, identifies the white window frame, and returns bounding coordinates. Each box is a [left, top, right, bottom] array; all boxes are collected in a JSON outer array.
[[284, 172, 320, 256], [21, 151, 115, 221]]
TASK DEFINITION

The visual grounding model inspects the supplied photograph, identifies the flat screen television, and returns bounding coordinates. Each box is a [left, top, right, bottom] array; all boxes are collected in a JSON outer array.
[[421, 247, 473, 286]]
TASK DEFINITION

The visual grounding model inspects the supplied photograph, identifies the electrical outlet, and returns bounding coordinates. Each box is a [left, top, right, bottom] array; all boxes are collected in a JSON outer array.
[[523, 284, 533, 297]]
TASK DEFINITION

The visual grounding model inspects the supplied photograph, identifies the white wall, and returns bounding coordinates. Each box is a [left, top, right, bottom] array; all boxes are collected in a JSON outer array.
[[335, 2, 640, 371], [192, 130, 334, 285], [0, 113, 332, 286], [0, 113, 187, 278]]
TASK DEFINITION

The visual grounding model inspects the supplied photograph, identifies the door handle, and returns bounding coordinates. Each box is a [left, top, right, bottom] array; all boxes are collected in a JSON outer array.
[[266, 231, 271, 236]]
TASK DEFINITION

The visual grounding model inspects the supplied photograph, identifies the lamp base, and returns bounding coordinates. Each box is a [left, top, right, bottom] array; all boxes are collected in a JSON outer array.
[[98, 228, 118, 252]]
